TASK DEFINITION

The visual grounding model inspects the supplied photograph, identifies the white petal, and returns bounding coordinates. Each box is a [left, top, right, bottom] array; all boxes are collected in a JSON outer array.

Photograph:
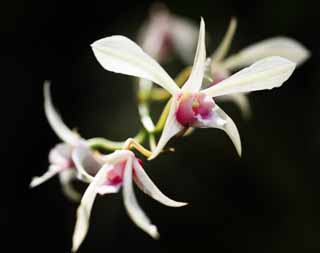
[[203, 56, 296, 98], [96, 184, 121, 195], [208, 105, 242, 156], [59, 170, 81, 202], [182, 18, 206, 92], [30, 165, 62, 188], [149, 99, 184, 160], [133, 159, 187, 207], [72, 146, 102, 183], [215, 93, 252, 119], [171, 16, 199, 64], [122, 156, 159, 239], [223, 37, 310, 70], [44, 81, 80, 146], [91, 36, 180, 95], [72, 163, 115, 252]]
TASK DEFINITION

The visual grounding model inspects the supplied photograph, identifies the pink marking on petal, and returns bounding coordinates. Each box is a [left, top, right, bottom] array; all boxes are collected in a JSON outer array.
[[175, 92, 215, 127]]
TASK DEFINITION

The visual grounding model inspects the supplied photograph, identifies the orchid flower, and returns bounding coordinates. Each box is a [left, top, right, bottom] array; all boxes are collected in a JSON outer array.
[[72, 148, 186, 252], [91, 18, 295, 159], [137, 3, 198, 63], [30, 81, 101, 201]]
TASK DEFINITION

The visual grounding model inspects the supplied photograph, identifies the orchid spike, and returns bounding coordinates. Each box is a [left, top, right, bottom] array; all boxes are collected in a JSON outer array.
[[91, 18, 296, 160], [30, 82, 101, 201], [72, 149, 186, 252]]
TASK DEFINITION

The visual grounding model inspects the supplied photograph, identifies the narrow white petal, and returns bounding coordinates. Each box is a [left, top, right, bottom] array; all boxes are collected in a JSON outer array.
[[91, 36, 180, 95], [223, 37, 310, 70], [203, 56, 296, 98], [215, 93, 252, 119], [182, 18, 206, 92], [59, 170, 81, 202], [171, 16, 199, 64], [44, 81, 80, 146], [133, 159, 187, 207], [30, 165, 62, 188], [122, 157, 159, 239], [72, 164, 114, 252], [149, 99, 184, 160], [208, 105, 242, 156], [72, 146, 102, 183]]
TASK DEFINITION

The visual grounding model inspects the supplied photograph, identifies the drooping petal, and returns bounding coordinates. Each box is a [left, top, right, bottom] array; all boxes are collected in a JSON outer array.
[[72, 163, 116, 252], [223, 37, 310, 70], [149, 98, 184, 160], [182, 18, 206, 92], [58, 170, 81, 202], [29, 165, 62, 188], [207, 104, 242, 156], [122, 156, 159, 239], [211, 17, 237, 63], [44, 81, 80, 146], [133, 159, 187, 207], [215, 93, 252, 119], [91, 36, 180, 95], [171, 16, 199, 64], [49, 143, 73, 168], [203, 56, 296, 98], [72, 146, 102, 183]]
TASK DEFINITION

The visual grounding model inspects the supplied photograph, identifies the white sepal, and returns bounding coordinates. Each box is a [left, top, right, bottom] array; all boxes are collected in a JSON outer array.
[[203, 56, 296, 98], [72, 163, 115, 252], [44, 81, 80, 146], [223, 37, 310, 70], [207, 105, 242, 156], [149, 99, 184, 160], [182, 18, 206, 92], [91, 36, 180, 95], [122, 156, 159, 239], [30, 165, 62, 188], [133, 159, 187, 207]]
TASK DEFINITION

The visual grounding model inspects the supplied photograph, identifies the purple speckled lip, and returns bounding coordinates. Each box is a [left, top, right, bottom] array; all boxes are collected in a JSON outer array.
[[175, 92, 215, 127]]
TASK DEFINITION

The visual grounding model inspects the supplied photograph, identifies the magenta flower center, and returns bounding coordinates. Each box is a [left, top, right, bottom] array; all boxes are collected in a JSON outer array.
[[107, 161, 126, 185], [175, 92, 215, 126]]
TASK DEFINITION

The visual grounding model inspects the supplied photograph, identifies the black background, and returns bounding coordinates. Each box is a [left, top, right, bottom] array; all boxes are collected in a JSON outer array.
[[5, 0, 320, 252]]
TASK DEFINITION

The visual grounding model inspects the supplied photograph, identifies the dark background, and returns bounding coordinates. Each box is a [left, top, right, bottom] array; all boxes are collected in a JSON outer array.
[[5, 0, 320, 252]]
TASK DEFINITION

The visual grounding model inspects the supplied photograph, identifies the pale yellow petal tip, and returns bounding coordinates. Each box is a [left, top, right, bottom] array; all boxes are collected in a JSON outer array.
[[29, 178, 38, 188], [149, 225, 160, 239]]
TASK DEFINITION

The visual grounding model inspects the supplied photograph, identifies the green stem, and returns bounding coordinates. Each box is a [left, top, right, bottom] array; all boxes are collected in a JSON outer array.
[[88, 130, 146, 151]]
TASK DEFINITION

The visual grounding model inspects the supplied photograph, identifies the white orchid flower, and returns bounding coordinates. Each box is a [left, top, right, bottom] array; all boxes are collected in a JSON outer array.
[[91, 18, 296, 159], [138, 3, 198, 63], [72, 149, 186, 252], [30, 81, 101, 201]]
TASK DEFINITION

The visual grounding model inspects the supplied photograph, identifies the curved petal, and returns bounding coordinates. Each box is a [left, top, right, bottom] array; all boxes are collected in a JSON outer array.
[[149, 98, 184, 160], [72, 146, 102, 183], [30, 165, 62, 188], [182, 18, 206, 92], [122, 156, 159, 239], [133, 159, 187, 207], [203, 56, 296, 98], [171, 16, 199, 64], [58, 170, 81, 202], [44, 81, 80, 146], [91, 36, 180, 95], [72, 163, 115, 252], [207, 105, 242, 156], [215, 93, 252, 119], [223, 37, 310, 70]]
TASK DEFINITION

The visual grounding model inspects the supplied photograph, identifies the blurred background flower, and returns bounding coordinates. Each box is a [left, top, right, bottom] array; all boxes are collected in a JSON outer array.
[[6, 0, 320, 252]]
